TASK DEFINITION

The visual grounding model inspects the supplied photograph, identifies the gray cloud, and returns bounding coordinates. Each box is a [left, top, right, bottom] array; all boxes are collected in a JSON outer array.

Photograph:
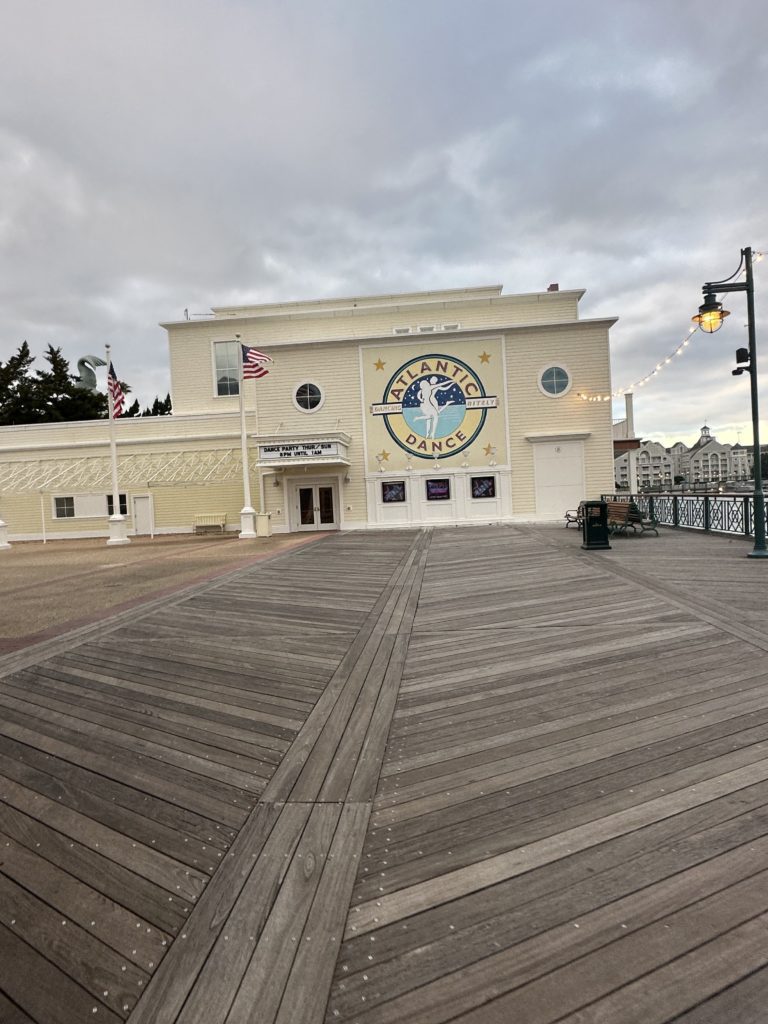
[[1, 0, 767, 443]]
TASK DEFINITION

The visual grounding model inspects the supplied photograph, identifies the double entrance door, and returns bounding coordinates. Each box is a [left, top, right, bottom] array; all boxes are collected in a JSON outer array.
[[294, 481, 338, 531]]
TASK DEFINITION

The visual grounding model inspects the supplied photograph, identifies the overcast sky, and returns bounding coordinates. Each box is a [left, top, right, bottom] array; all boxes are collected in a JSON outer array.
[[2, 0, 766, 445]]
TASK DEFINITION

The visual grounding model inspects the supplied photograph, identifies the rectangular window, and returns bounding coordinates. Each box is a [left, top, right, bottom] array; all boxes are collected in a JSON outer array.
[[214, 341, 240, 396], [106, 493, 128, 516], [382, 481, 406, 503], [54, 496, 75, 519], [52, 494, 130, 519], [426, 478, 450, 501], [470, 476, 496, 499]]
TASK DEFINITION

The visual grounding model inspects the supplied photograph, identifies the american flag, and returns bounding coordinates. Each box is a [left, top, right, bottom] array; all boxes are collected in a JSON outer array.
[[107, 362, 125, 417], [242, 344, 272, 380]]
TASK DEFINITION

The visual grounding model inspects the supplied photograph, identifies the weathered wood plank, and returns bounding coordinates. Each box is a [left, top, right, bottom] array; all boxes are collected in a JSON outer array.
[[0, 732, 236, 849], [332, 839, 768, 1021], [670, 965, 768, 1023], [350, 741, 768, 939], [0, 922, 123, 1024], [0, 714, 252, 829], [0, 872, 149, 1018], [1, 803, 191, 933], [275, 803, 370, 1024], [340, 782, 768, 981], [221, 805, 342, 1024], [0, 992, 35, 1024], [0, 828, 170, 965], [0, 776, 208, 903], [127, 803, 295, 1024]]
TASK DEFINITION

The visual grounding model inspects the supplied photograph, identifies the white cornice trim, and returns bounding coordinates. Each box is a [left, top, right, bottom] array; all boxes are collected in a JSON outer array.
[[161, 317, 617, 348], [525, 432, 592, 443], [160, 290, 589, 329]]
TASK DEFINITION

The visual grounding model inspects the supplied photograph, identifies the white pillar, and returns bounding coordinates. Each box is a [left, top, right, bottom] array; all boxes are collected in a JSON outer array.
[[0, 518, 11, 550], [105, 343, 130, 546], [628, 448, 639, 496], [625, 393, 635, 437], [236, 334, 257, 539]]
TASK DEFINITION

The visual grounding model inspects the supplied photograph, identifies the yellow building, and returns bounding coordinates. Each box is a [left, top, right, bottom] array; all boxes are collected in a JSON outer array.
[[0, 284, 616, 540]]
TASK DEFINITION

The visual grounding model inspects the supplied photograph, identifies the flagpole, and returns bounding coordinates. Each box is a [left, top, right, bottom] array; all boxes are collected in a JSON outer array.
[[105, 343, 130, 546], [236, 334, 257, 539], [253, 360, 267, 525]]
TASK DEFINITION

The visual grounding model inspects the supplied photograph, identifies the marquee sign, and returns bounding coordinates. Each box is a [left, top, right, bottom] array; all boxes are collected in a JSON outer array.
[[370, 354, 497, 459], [259, 441, 340, 460]]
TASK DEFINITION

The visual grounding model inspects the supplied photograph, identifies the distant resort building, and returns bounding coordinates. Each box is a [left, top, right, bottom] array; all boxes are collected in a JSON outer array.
[[614, 424, 753, 490], [0, 283, 618, 540]]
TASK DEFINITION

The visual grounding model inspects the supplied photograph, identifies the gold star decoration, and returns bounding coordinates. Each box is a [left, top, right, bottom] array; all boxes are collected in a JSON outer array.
[[483, 443, 494, 457], [374, 358, 386, 371], [377, 449, 390, 461], [479, 351, 491, 364]]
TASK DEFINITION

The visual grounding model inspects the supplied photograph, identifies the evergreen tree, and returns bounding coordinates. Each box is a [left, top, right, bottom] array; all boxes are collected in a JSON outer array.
[[0, 342, 38, 425], [141, 393, 172, 416], [0, 343, 129, 423], [35, 346, 109, 422], [123, 398, 141, 417]]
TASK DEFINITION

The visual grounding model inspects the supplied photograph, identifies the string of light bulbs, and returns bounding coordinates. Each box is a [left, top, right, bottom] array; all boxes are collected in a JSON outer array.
[[577, 250, 765, 403]]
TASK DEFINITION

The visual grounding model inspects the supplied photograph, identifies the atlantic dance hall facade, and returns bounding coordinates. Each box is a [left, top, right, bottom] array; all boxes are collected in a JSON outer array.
[[0, 284, 617, 540]]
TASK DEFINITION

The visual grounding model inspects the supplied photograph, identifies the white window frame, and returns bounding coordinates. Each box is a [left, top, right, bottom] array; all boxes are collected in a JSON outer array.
[[107, 493, 129, 516], [53, 495, 75, 519], [212, 339, 241, 398], [292, 381, 325, 414], [537, 363, 573, 398]]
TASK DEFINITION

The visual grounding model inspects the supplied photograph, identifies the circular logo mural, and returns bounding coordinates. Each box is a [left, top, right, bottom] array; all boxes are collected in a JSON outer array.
[[371, 354, 497, 460]]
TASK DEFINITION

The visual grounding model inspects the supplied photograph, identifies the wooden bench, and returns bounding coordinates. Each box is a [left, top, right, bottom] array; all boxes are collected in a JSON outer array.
[[605, 500, 659, 536], [193, 513, 227, 534]]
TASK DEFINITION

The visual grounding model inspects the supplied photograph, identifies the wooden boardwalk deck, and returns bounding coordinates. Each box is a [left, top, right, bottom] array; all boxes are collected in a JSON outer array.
[[2, 524, 768, 1022]]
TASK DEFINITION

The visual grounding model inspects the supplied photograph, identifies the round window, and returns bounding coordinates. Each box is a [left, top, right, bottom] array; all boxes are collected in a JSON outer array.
[[539, 365, 571, 397], [294, 382, 324, 412]]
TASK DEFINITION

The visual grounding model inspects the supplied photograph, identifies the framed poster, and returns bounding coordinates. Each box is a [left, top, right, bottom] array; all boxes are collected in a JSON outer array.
[[471, 476, 496, 499], [382, 481, 406, 503], [426, 478, 451, 501]]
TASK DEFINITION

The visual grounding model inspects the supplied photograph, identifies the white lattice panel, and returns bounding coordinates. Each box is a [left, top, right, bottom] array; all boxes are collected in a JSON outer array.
[[0, 448, 242, 493]]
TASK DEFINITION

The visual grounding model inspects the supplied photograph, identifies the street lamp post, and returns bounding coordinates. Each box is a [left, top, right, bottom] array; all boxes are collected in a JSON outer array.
[[692, 246, 767, 558]]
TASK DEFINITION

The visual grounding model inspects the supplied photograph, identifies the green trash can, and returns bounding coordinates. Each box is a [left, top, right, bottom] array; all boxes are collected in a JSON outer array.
[[581, 500, 611, 550]]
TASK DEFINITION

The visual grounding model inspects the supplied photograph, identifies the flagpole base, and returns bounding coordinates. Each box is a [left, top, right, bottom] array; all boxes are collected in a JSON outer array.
[[256, 513, 272, 538], [106, 514, 131, 546], [239, 507, 257, 539], [0, 519, 11, 550]]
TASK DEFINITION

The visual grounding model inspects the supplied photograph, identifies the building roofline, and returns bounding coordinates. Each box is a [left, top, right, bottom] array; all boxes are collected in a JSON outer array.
[[0, 410, 240, 442], [160, 287, 588, 329], [159, 314, 616, 344], [211, 283, 506, 314]]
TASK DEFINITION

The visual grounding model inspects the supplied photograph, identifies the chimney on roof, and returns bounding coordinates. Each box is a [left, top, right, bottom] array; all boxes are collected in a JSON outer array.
[[547, 283, 559, 292]]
